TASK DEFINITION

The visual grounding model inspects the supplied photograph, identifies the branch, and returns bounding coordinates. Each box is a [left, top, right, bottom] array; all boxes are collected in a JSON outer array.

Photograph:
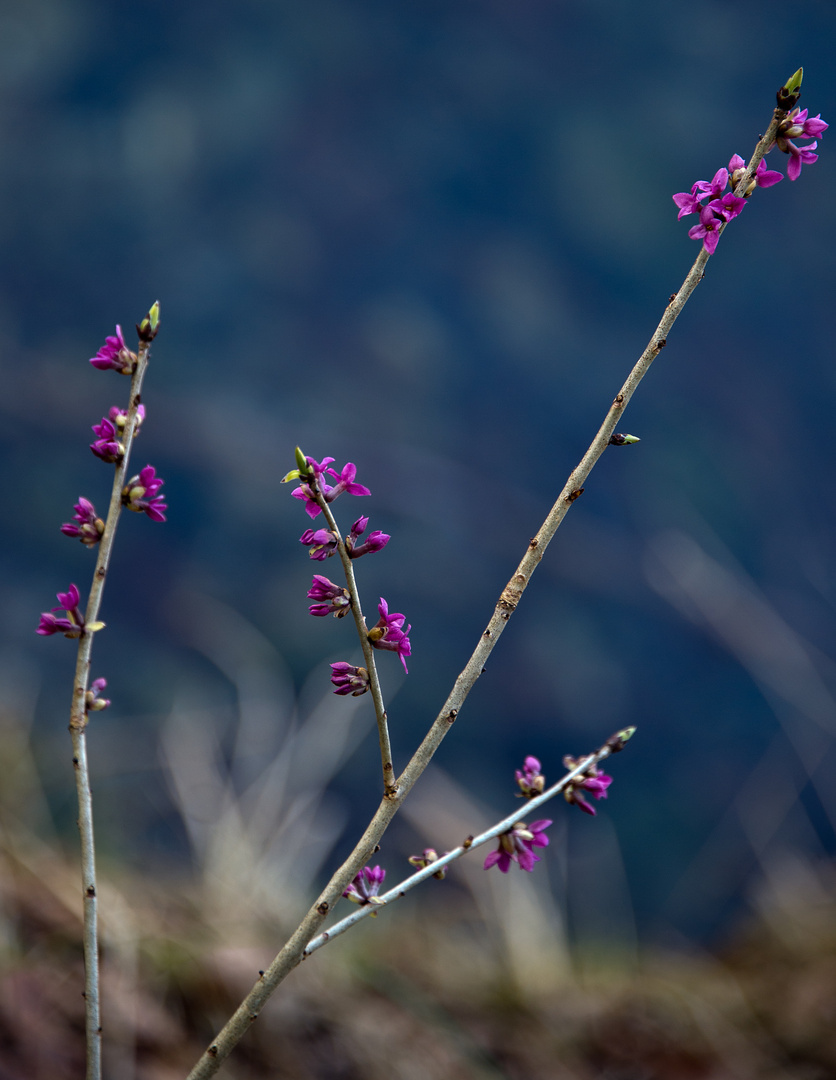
[[68, 311, 156, 1080], [184, 110, 789, 1079]]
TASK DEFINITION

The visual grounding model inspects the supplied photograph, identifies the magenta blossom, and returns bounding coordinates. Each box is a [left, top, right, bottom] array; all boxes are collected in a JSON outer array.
[[708, 191, 746, 222], [484, 819, 552, 873], [90, 416, 124, 463], [61, 497, 104, 547], [367, 597, 411, 673], [108, 403, 146, 435], [122, 465, 167, 521], [37, 584, 85, 638], [343, 865, 386, 910], [346, 516, 390, 559], [727, 154, 783, 194], [776, 108, 828, 181], [307, 575, 351, 617], [89, 325, 137, 374], [687, 204, 723, 254], [330, 662, 370, 696], [291, 457, 371, 519], [299, 526, 339, 561], [515, 755, 545, 798], [563, 757, 613, 817]]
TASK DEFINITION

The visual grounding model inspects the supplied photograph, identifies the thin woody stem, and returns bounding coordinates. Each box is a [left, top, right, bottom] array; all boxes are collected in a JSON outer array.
[[68, 326, 154, 1080], [185, 116, 784, 1080], [318, 498, 395, 793]]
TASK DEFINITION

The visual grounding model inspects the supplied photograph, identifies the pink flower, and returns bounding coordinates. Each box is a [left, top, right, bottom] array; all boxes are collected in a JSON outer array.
[[89, 326, 136, 374], [367, 597, 411, 673], [484, 819, 552, 873]]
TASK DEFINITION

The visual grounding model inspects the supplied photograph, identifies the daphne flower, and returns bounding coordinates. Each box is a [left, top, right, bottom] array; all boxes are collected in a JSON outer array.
[[330, 662, 370, 696], [484, 819, 552, 873], [687, 204, 723, 254], [563, 757, 613, 816], [61, 497, 104, 547], [343, 865, 386, 911], [122, 465, 167, 521], [367, 597, 411, 673], [36, 583, 104, 638], [515, 755, 545, 798], [90, 416, 124, 463], [89, 326, 137, 374], [291, 457, 371, 519], [777, 107, 828, 181], [727, 154, 783, 195], [307, 575, 351, 617], [299, 526, 339, 561], [346, 516, 390, 559]]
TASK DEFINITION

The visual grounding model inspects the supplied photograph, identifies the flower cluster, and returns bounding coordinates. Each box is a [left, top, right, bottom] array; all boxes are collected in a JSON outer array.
[[367, 598, 411, 673], [37, 584, 103, 639], [343, 865, 386, 911], [515, 755, 545, 798], [484, 818, 552, 874], [90, 405, 146, 463], [674, 97, 827, 254], [672, 161, 757, 254], [61, 498, 104, 547], [776, 107, 828, 180], [122, 466, 167, 522], [287, 449, 410, 693], [88, 325, 136, 375], [299, 515, 390, 562], [308, 575, 351, 618], [562, 755, 613, 816], [330, 662, 370, 696], [289, 457, 371, 519]]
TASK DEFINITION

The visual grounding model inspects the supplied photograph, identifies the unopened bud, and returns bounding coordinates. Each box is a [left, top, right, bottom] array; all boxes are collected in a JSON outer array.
[[606, 725, 637, 753], [609, 433, 641, 446], [777, 67, 803, 110], [136, 301, 160, 343]]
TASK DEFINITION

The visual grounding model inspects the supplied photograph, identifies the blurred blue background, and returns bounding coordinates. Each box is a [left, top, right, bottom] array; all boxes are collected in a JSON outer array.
[[2, 0, 834, 950]]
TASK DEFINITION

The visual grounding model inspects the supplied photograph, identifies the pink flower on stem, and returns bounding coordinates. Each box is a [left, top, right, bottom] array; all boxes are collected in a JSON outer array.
[[343, 865, 386, 911], [291, 457, 371, 519], [484, 819, 552, 873], [330, 663, 370, 696], [89, 326, 137, 375], [563, 756, 613, 817], [367, 597, 411, 673], [37, 584, 86, 638], [299, 526, 339, 561], [61, 497, 104, 547], [122, 465, 167, 521], [346, 516, 390, 559], [90, 416, 124, 463], [515, 755, 545, 798], [776, 108, 828, 181], [687, 204, 723, 254], [307, 575, 351, 617]]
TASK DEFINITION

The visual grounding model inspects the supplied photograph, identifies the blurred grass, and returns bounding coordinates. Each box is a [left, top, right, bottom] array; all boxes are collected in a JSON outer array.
[[2, 692, 836, 1079]]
